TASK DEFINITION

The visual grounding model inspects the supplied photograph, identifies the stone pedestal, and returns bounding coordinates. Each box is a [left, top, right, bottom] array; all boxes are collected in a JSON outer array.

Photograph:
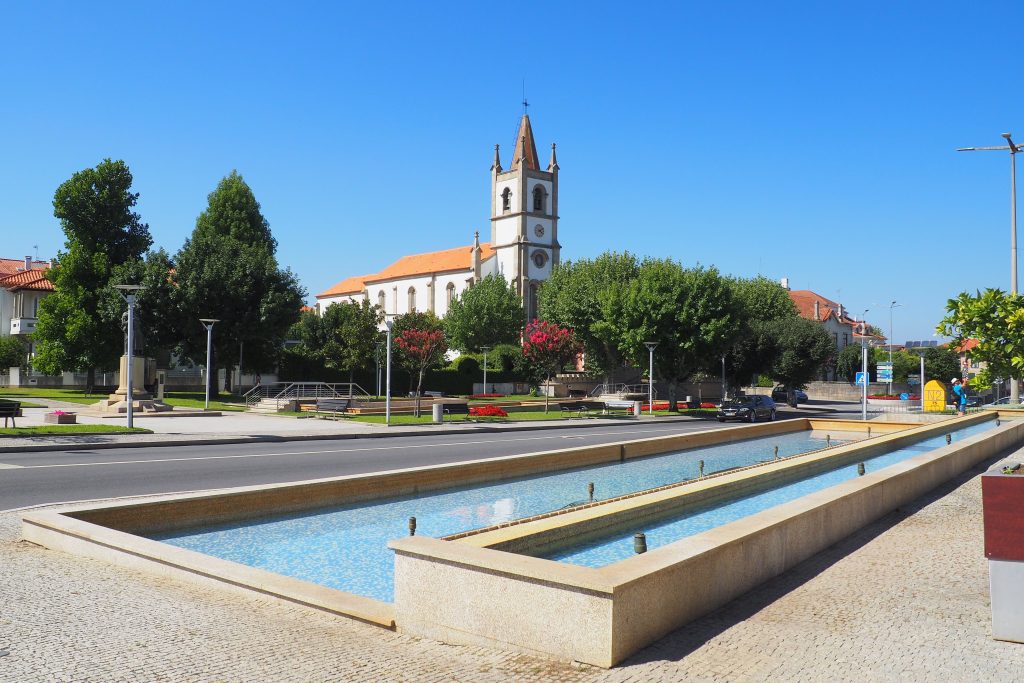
[[92, 355, 171, 414]]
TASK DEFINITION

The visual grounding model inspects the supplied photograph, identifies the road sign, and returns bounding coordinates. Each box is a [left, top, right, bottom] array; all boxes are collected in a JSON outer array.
[[878, 363, 893, 382], [908, 373, 920, 386], [855, 372, 867, 386]]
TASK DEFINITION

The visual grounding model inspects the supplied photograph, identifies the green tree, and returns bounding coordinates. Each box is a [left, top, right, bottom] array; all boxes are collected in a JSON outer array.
[[444, 274, 524, 352], [721, 276, 798, 388], [836, 343, 877, 382], [612, 259, 741, 411], [320, 300, 383, 395], [522, 319, 581, 413], [923, 346, 961, 385], [937, 288, 1024, 389], [33, 159, 152, 393], [0, 336, 26, 369], [391, 311, 446, 396], [768, 317, 835, 392], [174, 171, 305, 395], [538, 252, 640, 381], [98, 249, 182, 357]]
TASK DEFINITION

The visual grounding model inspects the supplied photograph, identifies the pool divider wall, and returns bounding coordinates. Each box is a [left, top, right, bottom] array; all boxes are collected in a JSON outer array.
[[390, 413, 1017, 667], [454, 414, 987, 557]]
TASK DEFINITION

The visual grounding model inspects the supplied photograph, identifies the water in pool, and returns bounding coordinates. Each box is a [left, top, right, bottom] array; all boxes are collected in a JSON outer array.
[[546, 421, 995, 567], [152, 429, 842, 602]]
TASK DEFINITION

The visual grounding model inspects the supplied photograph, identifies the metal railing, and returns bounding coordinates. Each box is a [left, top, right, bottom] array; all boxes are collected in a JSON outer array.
[[589, 383, 656, 399], [244, 382, 370, 411]]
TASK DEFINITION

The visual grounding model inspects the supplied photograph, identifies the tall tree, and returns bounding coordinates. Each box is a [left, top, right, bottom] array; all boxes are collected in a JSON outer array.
[[0, 336, 26, 370], [444, 274, 524, 352], [538, 252, 640, 382], [392, 311, 448, 416], [522, 319, 581, 413], [769, 317, 835, 392], [836, 343, 877, 382], [33, 159, 152, 393], [320, 300, 383, 395], [610, 260, 741, 411], [174, 171, 305, 395], [99, 249, 182, 357], [721, 276, 798, 389], [937, 288, 1024, 388]]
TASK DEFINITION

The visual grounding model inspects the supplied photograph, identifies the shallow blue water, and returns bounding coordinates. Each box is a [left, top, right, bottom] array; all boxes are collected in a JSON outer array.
[[547, 421, 996, 567], [151, 430, 841, 602]]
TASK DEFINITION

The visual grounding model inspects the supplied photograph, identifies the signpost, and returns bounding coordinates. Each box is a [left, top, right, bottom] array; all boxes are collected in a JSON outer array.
[[877, 363, 893, 383], [908, 373, 921, 386], [855, 372, 868, 386]]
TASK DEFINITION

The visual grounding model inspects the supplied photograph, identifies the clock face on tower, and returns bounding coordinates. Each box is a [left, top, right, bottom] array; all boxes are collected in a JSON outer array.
[[534, 224, 545, 238]]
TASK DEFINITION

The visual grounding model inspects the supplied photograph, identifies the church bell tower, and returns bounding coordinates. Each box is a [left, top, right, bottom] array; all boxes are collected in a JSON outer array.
[[490, 112, 559, 323]]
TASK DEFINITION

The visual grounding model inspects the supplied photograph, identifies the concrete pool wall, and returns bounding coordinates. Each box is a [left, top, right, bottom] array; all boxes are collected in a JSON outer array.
[[390, 413, 1018, 666], [19, 415, 1005, 667]]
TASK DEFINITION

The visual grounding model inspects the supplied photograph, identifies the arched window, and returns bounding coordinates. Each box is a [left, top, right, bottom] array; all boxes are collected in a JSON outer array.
[[501, 187, 512, 212], [408, 286, 417, 312], [377, 290, 386, 312], [533, 185, 546, 213], [446, 282, 456, 307]]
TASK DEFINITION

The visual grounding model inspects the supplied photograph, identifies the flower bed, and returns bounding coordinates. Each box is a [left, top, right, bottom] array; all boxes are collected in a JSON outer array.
[[467, 393, 504, 399], [43, 410, 77, 425], [468, 405, 508, 418], [867, 394, 920, 401]]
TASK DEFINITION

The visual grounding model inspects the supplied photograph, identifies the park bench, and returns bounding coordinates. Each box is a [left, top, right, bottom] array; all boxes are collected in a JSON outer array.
[[559, 401, 586, 417], [602, 399, 636, 415], [0, 401, 20, 428], [442, 403, 470, 420], [314, 398, 351, 418]]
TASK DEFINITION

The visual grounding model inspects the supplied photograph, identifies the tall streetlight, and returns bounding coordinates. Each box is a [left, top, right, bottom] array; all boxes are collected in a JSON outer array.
[[888, 301, 901, 396], [720, 355, 726, 403], [480, 346, 491, 395], [199, 318, 219, 410], [918, 350, 926, 413], [385, 316, 395, 426], [644, 342, 658, 415], [958, 133, 1021, 404], [114, 284, 144, 429], [375, 341, 383, 398], [861, 309, 869, 421]]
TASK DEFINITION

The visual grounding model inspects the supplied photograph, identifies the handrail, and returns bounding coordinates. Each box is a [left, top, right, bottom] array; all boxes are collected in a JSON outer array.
[[247, 382, 371, 411]]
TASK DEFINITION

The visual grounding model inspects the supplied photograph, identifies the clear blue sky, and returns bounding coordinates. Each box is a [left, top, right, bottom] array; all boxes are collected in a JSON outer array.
[[2, 2, 1022, 342]]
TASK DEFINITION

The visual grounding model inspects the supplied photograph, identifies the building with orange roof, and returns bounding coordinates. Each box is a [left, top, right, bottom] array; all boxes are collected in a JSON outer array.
[[782, 281, 877, 380], [1, 256, 53, 361], [316, 112, 560, 324]]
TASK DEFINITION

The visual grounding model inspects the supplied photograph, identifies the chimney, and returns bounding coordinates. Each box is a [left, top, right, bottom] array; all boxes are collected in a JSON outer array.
[[838, 303, 844, 319], [813, 300, 820, 321], [780, 277, 790, 290], [23, 256, 31, 271]]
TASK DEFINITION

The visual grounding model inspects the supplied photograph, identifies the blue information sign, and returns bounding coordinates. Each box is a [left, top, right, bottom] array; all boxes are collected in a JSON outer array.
[[855, 372, 867, 386]]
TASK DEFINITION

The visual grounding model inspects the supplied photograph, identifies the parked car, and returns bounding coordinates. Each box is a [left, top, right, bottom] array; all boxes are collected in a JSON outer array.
[[717, 395, 777, 422], [986, 396, 1024, 407], [770, 386, 808, 404]]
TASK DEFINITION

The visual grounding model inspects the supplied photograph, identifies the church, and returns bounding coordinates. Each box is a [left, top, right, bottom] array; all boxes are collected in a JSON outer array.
[[315, 113, 560, 323]]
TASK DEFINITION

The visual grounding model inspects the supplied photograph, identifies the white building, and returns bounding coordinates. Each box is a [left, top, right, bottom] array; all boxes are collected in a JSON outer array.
[[316, 113, 560, 323], [1, 256, 53, 361]]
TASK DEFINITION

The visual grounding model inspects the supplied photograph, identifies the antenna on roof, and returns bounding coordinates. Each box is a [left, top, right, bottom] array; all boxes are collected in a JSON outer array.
[[33, 245, 39, 261]]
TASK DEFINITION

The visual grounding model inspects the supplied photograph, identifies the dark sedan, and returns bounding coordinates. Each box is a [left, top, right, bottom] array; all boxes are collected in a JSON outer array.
[[717, 395, 777, 422]]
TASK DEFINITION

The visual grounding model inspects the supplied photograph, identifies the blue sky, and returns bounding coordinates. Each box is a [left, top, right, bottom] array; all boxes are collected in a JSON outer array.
[[2, 2, 1022, 341]]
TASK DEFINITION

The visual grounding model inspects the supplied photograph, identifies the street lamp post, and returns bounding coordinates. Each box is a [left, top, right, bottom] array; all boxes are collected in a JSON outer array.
[[480, 346, 491, 395], [385, 317, 394, 426], [919, 351, 926, 413], [644, 342, 658, 415], [861, 309, 870, 421], [958, 133, 1021, 404], [721, 355, 726, 403], [375, 341, 383, 398], [199, 318, 219, 410], [888, 301, 901, 396], [114, 285, 144, 429]]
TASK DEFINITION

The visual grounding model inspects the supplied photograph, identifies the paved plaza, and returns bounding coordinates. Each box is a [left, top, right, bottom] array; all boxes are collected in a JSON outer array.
[[2, 445, 1023, 681]]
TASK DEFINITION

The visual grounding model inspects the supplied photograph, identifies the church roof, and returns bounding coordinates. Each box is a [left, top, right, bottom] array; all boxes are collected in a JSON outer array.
[[0, 268, 54, 292], [510, 114, 540, 171], [364, 243, 496, 285], [316, 275, 370, 299]]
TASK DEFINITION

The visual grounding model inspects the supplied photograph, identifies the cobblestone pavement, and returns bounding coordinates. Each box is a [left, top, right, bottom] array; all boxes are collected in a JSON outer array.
[[2, 454, 1023, 682]]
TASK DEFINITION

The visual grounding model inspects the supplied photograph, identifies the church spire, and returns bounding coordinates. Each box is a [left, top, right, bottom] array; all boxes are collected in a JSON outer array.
[[510, 114, 540, 170], [548, 143, 559, 172], [491, 144, 502, 172]]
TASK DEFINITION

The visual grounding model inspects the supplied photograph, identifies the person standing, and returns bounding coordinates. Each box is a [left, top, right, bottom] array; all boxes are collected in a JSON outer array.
[[951, 378, 967, 416]]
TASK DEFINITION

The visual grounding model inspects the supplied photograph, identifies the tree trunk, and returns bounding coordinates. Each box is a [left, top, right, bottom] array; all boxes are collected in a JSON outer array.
[[86, 367, 95, 397], [667, 380, 678, 412], [544, 372, 550, 413], [415, 368, 424, 417], [348, 368, 354, 399]]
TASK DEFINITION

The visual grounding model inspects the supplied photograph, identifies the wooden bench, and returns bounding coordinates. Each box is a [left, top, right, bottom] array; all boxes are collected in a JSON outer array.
[[442, 403, 470, 420], [314, 398, 351, 417], [0, 401, 20, 428]]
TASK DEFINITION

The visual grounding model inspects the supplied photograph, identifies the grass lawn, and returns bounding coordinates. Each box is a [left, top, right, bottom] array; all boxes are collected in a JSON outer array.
[[0, 387, 246, 412], [0, 425, 152, 436]]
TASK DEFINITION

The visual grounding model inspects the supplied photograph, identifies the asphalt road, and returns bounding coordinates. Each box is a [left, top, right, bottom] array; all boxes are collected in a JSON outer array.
[[0, 403, 861, 511]]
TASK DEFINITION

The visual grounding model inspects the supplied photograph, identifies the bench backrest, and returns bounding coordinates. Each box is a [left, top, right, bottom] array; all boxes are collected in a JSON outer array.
[[0, 402, 20, 415]]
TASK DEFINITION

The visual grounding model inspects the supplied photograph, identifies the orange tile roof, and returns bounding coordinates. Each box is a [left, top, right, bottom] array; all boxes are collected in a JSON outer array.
[[0, 258, 48, 277], [0, 269, 54, 291], [956, 338, 979, 353], [788, 289, 862, 327], [316, 275, 371, 299], [363, 243, 496, 284]]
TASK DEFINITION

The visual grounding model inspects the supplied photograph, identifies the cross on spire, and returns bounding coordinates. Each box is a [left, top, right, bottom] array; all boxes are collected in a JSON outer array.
[[522, 98, 529, 115]]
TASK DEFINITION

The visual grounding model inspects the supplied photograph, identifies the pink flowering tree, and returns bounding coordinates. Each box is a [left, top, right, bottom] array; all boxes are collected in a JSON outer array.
[[522, 319, 582, 413], [395, 327, 448, 417]]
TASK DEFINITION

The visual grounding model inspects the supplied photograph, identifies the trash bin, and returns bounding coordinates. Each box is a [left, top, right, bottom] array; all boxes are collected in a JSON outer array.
[[432, 403, 444, 424], [684, 395, 692, 403], [633, 400, 642, 416]]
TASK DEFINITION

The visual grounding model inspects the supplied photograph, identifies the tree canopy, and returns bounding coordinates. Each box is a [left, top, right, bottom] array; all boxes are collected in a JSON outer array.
[[393, 311, 448, 415], [33, 159, 152, 391], [320, 300, 382, 390], [937, 288, 1024, 388], [522, 319, 581, 412], [768, 316, 835, 390], [721, 276, 798, 388], [444, 274, 523, 352]]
